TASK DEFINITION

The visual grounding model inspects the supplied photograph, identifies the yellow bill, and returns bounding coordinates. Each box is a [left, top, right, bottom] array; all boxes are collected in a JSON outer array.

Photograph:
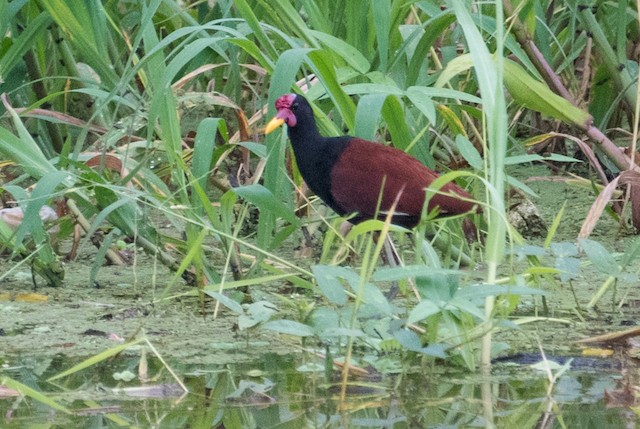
[[264, 117, 285, 134]]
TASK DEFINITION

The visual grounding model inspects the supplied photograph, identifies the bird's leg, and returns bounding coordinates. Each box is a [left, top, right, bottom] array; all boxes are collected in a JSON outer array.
[[374, 233, 419, 300], [379, 233, 400, 300]]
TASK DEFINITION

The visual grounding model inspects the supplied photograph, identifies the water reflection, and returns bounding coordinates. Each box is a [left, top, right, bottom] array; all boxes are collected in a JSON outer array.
[[0, 352, 634, 428]]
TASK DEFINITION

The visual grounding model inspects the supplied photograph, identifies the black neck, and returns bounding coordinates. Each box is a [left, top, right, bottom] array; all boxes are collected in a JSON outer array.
[[285, 107, 350, 215], [287, 107, 322, 149]]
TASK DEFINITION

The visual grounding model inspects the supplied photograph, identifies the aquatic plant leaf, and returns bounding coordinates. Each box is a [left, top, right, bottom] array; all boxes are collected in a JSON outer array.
[[318, 327, 365, 338], [263, 320, 315, 337], [312, 265, 354, 306], [393, 330, 447, 357], [510, 244, 547, 257], [621, 235, 640, 268], [238, 301, 277, 330], [393, 328, 423, 351], [550, 242, 579, 258], [204, 291, 244, 314], [407, 300, 441, 325], [555, 257, 581, 282], [578, 239, 620, 276], [448, 298, 486, 320], [359, 282, 393, 317], [373, 266, 461, 282]]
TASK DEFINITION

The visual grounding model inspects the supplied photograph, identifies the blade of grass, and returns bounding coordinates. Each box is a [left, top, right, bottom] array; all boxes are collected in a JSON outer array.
[[1, 377, 71, 414]]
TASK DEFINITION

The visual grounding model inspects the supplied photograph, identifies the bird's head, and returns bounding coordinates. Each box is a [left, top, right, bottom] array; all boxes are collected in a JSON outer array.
[[265, 94, 305, 134]]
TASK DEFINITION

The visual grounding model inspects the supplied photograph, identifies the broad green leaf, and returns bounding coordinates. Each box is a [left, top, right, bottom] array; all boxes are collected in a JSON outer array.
[[549, 230, 577, 256], [407, 86, 482, 104], [359, 282, 393, 317], [233, 184, 299, 225], [372, 0, 390, 72], [393, 329, 423, 352], [504, 153, 581, 165], [192, 118, 226, 191], [204, 291, 244, 314], [381, 95, 412, 151], [312, 265, 349, 306], [578, 239, 620, 276], [448, 297, 486, 320], [236, 142, 267, 159], [435, 54, 474, 88], [343, 83, 404, 96], [504, 59, 591, 127], [555, 257, 581, 282], [455, 135, 483, 170], [308, 30, 370, 74], [268, 48, 312, 103], [405, 11, 456, 86], [407, 299, 441, 325], [419, 343, 448, 358], [238, 301, 277, 330], [511, 244, 547, 257], [354, 93, 387, 140], [621, 235, 640, 268], [406, 87, 436, 124], [307, 49, 357, 131], [437, 105, 466, 137]]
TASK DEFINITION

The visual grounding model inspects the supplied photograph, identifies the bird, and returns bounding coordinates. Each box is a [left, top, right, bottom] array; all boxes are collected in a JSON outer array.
[[264, 94, 478, 232]]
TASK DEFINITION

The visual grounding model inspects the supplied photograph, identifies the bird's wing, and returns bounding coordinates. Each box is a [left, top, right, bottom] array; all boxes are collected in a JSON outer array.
[[330, 139, 474, 221]]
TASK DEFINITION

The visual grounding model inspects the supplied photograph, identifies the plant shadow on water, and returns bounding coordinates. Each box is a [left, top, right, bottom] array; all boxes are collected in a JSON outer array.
[[0, 350, 637, 428]]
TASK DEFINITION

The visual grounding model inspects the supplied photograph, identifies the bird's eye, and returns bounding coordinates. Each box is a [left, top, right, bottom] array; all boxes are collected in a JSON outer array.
[[291, 102, 299, 110]]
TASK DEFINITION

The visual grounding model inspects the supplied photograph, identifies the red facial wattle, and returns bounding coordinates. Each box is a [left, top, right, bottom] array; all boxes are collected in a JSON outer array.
[[265, 94, 299, 133], [275, 107, 297, 127]]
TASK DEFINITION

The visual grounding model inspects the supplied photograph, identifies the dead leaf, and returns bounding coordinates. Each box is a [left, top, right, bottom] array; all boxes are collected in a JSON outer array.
[[578, 175, 620, 239]]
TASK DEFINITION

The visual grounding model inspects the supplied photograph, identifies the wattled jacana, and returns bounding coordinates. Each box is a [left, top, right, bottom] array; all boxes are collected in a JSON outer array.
[[264, 94, 477, 230]]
